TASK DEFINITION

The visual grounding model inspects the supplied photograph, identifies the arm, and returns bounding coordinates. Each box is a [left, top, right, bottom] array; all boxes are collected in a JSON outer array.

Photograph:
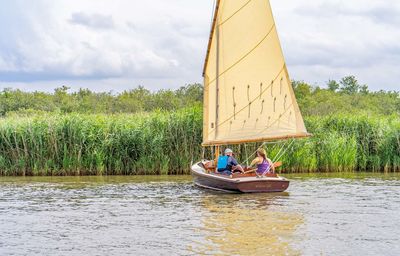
[[230, 157, 244, 173], [249, 157, 260, 168]]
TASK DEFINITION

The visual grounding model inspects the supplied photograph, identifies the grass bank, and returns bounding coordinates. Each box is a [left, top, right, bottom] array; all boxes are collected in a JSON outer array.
[[0, 107, 398, 175]]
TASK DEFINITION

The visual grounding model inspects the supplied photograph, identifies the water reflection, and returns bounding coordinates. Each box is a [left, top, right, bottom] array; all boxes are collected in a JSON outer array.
[[192, 193, 303, 255]]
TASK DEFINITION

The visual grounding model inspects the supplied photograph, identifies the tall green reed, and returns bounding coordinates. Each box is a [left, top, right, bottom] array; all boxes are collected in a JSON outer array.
[[0, 108, 398, 175]]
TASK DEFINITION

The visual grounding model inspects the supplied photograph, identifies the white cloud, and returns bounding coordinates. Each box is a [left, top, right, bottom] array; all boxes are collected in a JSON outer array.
[[271, 0, 400, 91], [0, 0, 213, 90], [0, 0, 398, 92]]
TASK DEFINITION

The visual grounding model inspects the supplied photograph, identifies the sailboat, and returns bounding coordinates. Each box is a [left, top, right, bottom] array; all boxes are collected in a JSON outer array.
[[191, 0, 310, 193]]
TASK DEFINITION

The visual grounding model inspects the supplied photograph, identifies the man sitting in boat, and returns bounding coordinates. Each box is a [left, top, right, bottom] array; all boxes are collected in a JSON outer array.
[[217, 148, 244, 175], [248, 148, 275, 176]]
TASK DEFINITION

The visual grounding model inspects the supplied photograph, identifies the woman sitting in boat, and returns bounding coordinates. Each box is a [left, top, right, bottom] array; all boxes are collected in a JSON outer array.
[[249, 148, 275, 176], [217, 148, 244, 175]]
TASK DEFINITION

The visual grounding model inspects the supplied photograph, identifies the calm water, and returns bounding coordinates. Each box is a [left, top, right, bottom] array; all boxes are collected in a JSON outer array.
[[0, 173, 399, 256]]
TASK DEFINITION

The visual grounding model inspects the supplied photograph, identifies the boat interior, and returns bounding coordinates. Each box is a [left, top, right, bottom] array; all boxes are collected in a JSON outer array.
[[197, 161, 279, 179]]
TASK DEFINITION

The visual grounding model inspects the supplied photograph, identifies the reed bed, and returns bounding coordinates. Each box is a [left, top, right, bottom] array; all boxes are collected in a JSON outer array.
[[0, 108, 398, 175]]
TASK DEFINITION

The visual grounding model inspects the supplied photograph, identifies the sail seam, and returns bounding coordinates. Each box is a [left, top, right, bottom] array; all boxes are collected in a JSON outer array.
[[208, 24, 276, 85], [207, 64, 286, 136], [219, 0, 253, 27]]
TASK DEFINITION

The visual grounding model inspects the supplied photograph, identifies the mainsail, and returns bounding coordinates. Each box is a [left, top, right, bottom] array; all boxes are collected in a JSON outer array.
[[202, 0, 309, 146]]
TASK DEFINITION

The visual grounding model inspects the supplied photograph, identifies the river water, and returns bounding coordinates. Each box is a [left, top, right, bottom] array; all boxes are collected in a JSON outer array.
[[0, 173, 399, 256]]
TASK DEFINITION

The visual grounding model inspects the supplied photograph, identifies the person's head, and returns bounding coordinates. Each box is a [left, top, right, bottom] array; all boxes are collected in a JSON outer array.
[[256, 148, 267, 159], [224, 148, 233, 156]]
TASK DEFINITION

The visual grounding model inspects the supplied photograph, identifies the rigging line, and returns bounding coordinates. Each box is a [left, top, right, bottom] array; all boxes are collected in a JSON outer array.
[[207, 64, 286, 136], [272, 139, 290, 163], [262, 139, 295, 177], [240, 141, 267, 166], [208, 24, 276, 85], [239, 134, 295, 167], [244, 143, 249, 166], [271, 139, 295, 166], [240, 139, 284, 166], [218, 0, 253, 27]]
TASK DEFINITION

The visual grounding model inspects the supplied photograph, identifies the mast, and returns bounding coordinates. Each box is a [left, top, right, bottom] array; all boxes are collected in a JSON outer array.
[[203, 0, 222, 160], [215, 14, 221, 160], [215, 19, 220, 140]]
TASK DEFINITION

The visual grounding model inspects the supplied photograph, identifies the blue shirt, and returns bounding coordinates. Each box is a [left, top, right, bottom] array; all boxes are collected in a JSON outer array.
[[226, 156, 238, 170]]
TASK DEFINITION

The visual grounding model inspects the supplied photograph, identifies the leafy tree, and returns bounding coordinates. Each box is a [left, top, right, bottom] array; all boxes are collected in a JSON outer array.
[[339, 76, 361, 94], [327, 80, 340, 92], [0, 78, 398, 118]]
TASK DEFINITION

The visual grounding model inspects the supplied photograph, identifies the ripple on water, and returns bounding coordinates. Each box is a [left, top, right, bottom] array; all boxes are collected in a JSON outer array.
[[0, 174, 399, 256]]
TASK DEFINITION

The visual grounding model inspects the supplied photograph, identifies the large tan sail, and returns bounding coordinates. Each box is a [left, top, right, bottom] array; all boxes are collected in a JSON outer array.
[[202, 0, 309, 146]]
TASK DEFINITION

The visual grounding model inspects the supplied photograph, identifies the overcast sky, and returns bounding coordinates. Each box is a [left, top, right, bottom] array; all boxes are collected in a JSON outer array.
[[0, 0, 399, 92]]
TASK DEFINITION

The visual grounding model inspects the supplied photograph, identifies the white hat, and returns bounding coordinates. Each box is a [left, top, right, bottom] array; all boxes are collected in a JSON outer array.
[[224, 148, 233, 154]]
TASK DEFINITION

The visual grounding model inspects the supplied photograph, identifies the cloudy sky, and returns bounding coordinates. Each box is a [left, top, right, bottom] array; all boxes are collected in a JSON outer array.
[[0, 0, 399, 92]]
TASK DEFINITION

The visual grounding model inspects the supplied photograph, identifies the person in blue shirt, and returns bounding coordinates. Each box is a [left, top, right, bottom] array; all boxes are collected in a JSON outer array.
[[217, 148, 244, 175]]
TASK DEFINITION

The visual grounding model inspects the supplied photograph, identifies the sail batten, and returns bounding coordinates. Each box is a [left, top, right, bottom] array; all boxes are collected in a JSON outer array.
[[203, 0, 309, 145]]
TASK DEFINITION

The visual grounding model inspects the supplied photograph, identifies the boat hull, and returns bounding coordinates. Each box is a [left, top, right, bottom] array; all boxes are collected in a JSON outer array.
[[191, 162, 289, 193]]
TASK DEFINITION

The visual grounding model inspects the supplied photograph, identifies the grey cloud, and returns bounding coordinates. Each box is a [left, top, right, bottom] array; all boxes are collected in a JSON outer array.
[[286, 42, 391, 69], [294, 3, 400, 25], [126, 22, 137, 30], [364, 7, 400, 25], [69, 12, 115, 29], [170, 19, 208, 38], [0, 0, 397, 92]]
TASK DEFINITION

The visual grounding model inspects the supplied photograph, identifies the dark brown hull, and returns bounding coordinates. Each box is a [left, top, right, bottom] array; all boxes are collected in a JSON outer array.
[[191, 162, 290, 193]]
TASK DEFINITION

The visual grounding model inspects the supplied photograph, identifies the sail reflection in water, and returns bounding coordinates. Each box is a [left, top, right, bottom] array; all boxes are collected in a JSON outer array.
[[190, 193, 303, 255]]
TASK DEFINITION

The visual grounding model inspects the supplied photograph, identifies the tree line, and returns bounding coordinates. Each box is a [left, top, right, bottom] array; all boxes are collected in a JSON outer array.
[[0, 76, 399, 117]]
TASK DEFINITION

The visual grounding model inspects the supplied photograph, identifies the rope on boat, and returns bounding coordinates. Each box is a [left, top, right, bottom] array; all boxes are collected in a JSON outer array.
[[240, 139, 286, 166], [237, 138, 295, 177], [244, 143, 250, 166], [261, 139, 295, 177]]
